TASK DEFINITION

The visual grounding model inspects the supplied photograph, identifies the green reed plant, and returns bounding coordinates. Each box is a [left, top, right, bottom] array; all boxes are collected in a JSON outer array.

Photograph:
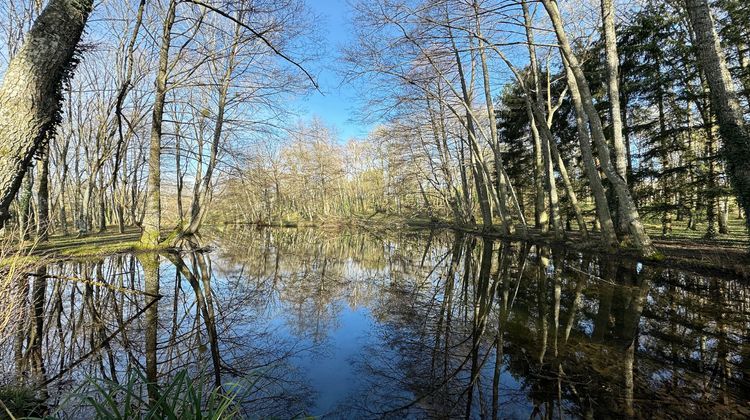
[[57, 368, 258, 420]]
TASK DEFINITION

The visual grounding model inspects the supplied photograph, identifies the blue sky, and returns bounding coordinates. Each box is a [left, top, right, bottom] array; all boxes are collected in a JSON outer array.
[[298, 0, 373, 141]]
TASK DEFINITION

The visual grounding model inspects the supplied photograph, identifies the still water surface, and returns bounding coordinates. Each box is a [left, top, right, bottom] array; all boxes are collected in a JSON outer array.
[[3, 228, 750, 418]]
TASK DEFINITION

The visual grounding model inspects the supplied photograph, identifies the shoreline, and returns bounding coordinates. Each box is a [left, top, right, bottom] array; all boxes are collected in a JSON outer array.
[[6, 219, 748, 278]]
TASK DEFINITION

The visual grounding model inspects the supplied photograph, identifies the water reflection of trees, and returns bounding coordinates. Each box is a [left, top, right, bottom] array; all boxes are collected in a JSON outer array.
[[350, 234, 750, 419], [3, 227, 750, 418], [1, 249, 311, 417]]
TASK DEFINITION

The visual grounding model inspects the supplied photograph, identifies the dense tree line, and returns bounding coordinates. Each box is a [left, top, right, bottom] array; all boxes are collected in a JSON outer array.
[[336, 0, 750, 257]]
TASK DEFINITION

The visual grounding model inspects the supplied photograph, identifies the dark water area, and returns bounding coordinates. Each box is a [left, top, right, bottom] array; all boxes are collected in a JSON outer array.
[[3, 227, 750, 418]]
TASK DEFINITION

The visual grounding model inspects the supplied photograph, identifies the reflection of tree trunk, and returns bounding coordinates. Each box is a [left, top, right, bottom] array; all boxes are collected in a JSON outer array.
[[167, 252, 222, 388], [593, 262, 615, 341], [564, 257, 589, 342], [492, 243, 513, 420], [552, 259, 561, 357], [194, 252, 222, 388], [15, 275, 30, 372], [492, 310, 503, 420], [139, 254, 161, 403], [537, 246, 550, 363], [621, 272, 650, 417], [711, 278, 731, 405], [29, 266, 47, 377], [466, 238, 496, 419]]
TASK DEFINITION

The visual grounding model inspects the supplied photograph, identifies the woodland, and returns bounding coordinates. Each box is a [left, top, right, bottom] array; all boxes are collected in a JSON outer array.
[[1, 0, 750, 418], [0, 0, 748, 258]]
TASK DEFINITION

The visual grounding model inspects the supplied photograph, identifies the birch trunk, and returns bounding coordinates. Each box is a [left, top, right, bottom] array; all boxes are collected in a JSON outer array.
[[562, 56, 618, 248], [601, 0, 630, 233], [521, 0, 547, 230]]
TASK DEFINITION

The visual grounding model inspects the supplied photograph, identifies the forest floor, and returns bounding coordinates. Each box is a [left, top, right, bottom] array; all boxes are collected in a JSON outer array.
[[2, 227, 145, 265]]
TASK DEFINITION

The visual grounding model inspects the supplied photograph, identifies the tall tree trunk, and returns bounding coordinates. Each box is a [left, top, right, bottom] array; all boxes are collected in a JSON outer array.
[[0, 0, 94, 228], [37, 145, 50, 241], [184, 16, 243, 237], [97, 171, 106, 232], [175, 125, 184, 225], [601, 0, 630, 233], [113, 0, 146, 235], [540, 120, 563, 238], [563, 56, 618, 248], [141, 0, 177, 247], [656, 53, 673, 236], [474, 0, 513, 234], [685, 0, 750, 235], [549, 137, 588, 238], [447, 21, 493, 229], [541, 0, 657, 256], [521, 0, 547, 230]]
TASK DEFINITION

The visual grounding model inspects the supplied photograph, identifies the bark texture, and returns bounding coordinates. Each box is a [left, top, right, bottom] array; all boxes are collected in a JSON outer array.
[[541, 0, 657, 256], [685, 0, 750, 234], [0, 0, 93, 228]]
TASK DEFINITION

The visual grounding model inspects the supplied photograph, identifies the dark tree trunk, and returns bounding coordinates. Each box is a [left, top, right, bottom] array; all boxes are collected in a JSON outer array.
[[685, 0, 750, 235], [0, 0, 93, 228], [37, 146, 50, 241]]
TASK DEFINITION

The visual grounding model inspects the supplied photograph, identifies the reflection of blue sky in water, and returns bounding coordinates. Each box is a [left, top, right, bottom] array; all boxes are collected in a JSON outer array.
[[6, 229, 750, 418], [303, 306, 376, 416], [264, 259, 391, 416]]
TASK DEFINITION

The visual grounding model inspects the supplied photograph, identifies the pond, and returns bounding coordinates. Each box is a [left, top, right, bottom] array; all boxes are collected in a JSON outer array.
[[2, 227, 750, 418]]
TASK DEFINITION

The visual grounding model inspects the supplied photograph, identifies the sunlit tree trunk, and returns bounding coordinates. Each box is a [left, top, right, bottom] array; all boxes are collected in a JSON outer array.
[[521, 0, 547, 230], [474, 0, 513, 234], [541, 0, 656, 256], [601, 0, 630, 233], [562, 57, 618, 248], [447, 22, 493, 229], [184, 16, 243, 237], [141, 0, 178, 247], [113, 0, 146, 235]]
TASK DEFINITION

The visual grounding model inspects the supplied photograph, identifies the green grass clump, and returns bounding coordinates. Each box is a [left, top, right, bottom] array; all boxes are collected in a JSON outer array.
[[59, 368, 253, 419], [0, 385, 45, 419], [58, 241, 140, 259]]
